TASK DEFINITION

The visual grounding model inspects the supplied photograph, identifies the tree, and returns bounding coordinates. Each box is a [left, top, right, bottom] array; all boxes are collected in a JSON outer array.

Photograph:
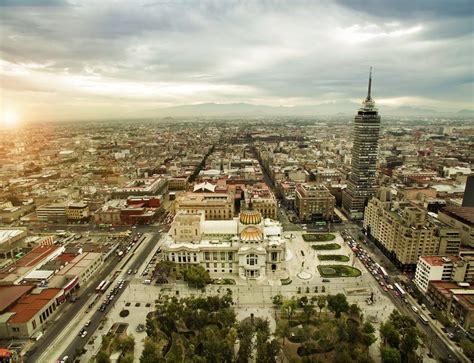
[[272, 294, 284, 310], [283, 298, 298, 324], [302, 303, 315, 322], [237, 320, 254, 363], [399, 326, 419, 359], [327, 294, 349, 318], [183, 265, 211, 288], [96, 350, 111, 363], [459, 338, 474, 360], [154, 260, 174, 283], [316, 295, 326, 316], [380, 322, 400, 348], [349, 303, 361, 318], [140, 338, 163, 363], [380, 347, 401, 363], [275, 320, 291, 346]]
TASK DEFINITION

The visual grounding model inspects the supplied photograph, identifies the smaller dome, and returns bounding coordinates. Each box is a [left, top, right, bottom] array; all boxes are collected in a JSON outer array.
[[240, 226, 263, 242], [240, 209, 262, 225]]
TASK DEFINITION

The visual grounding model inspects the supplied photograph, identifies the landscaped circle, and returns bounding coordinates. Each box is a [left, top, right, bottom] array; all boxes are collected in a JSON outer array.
[[317, 265, 361, 278], [119, 309, 130, 317]]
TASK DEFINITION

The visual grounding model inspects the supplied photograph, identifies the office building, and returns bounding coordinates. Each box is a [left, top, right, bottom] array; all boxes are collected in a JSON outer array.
[[342, 68, 381, 219]]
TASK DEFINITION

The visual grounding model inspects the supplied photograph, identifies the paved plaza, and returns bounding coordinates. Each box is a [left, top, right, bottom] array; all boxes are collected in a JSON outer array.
[[77, 231, 404, 362]]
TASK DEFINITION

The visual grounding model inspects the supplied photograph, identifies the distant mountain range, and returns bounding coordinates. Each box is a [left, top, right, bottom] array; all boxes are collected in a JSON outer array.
[[155, 102, 472, 118]]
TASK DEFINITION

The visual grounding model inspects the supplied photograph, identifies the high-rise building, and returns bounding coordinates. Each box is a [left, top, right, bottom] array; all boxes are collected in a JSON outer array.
[[342, 68, 381, 219]]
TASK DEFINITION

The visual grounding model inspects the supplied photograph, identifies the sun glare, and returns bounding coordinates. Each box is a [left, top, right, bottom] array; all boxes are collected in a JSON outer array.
[[2, 110, 19, 128]]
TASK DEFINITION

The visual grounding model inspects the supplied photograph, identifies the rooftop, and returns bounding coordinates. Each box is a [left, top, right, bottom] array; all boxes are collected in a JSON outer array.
[[0, 285, 35, 313], [421, 255, 460, 266], [7, 288, 61, 323], [441, 207, 474, 227]]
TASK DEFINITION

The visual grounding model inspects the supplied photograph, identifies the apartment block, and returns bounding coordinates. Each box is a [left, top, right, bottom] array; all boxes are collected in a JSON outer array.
[[364, 195, 461, 271]]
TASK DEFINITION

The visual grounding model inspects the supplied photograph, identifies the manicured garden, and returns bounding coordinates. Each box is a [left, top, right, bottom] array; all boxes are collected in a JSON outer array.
[[311, 243, 341, 250], [317, 254, 349, 262], [318, 265, 361, 277], [302, 233, 336, 242]]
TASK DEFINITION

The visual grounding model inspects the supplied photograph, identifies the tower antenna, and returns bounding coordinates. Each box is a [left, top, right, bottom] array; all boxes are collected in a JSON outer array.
[[367, 66, 373, 101]]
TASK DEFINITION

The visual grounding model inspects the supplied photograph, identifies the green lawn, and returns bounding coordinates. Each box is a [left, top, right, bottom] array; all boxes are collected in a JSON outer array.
[[311, 243, 341, 250], [318, 265, 361, 277], [302, 233, 336, 242], [317, 254, 350, 262]]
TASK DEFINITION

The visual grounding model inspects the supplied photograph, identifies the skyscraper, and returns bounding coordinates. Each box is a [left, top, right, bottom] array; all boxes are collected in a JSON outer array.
[[342, 68, 381, 220]]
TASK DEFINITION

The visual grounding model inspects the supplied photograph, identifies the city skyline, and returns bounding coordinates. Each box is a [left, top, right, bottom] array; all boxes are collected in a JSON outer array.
[[0, 0, 473, 123]]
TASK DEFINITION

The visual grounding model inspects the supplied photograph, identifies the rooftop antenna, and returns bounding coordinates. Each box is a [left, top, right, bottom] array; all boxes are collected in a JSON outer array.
[[366, 66, 373, 101]]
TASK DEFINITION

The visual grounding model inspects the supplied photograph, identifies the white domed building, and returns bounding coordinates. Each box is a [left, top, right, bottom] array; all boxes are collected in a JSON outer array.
[[162, 205, 287, 281]]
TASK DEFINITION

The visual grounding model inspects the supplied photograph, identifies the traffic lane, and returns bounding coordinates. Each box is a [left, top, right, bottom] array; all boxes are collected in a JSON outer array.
[[57, 233, 161, 360], [347, 236, 461, 362], [27, 235, 136, 361], [388, 294, 461, 363], [59, 280, 130, 362], [26, 255, 121, 363]]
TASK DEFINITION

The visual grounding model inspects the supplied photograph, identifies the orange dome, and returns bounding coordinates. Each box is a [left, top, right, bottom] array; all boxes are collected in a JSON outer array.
[[240, 226, 263, 242], [239, 209, 262, 225]]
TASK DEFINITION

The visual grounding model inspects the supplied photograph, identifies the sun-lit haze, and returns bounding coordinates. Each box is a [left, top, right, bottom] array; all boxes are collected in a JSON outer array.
[[0, 0, 473, 122]]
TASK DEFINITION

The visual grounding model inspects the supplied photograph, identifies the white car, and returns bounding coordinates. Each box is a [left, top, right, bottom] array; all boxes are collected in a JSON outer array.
[[81, 330, 88, 338], [61, 356, 69, 363]]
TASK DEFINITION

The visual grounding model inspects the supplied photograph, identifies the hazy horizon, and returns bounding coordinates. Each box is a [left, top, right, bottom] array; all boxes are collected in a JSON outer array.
[[1, 0, 473, 124]]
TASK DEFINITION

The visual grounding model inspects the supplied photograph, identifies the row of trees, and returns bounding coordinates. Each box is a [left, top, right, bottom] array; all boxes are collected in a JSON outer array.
[[379, 310, 421, 363], [141, 291, 282, 362], [96, 334, 135, 363], [273, 294, 377, 362]]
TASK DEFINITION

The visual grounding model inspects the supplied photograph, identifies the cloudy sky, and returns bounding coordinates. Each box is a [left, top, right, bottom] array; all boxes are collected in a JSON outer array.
[[0, 0, 473, 122]]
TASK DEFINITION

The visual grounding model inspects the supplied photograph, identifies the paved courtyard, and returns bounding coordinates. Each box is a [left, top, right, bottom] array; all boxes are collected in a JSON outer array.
[[77, 231, 404, 361]]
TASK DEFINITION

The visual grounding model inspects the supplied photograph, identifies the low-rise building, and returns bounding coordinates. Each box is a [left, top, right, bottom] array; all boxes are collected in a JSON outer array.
[[426, 281, 474, 330], [36, 203, 67, 223], [66, 202, 89, 221], [414, 255, 474, 293], [295, 183, 335, 221], [176, 192, 234, 220], [0, 287, 64, 338], [438, 207, 474, 247]]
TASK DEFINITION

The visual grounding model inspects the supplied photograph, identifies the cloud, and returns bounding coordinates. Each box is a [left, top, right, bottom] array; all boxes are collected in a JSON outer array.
[[0, 0, 472, 121]]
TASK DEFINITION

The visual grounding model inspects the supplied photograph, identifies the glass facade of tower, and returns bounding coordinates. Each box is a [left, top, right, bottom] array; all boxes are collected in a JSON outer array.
[[342, 73, 381, 219]]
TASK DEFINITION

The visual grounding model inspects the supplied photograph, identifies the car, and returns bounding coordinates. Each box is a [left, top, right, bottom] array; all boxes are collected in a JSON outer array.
[[127, 269, 132, 274], [134, 269, 138, 274], [61, 356, 69, 363], [81, 330, 88, 338], [383, 287, 388, 292], [322, 278, 331, 282], [85, 320, 91, 327]]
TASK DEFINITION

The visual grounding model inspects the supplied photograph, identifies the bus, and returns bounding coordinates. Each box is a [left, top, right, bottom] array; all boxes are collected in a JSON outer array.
[[95, 280, 106, 293], [419, 314, 429, 325], [100, 280, 110, 293], [394, 283, 406, 297]]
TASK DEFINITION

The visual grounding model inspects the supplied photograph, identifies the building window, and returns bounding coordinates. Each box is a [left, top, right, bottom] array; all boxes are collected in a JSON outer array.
[[246, 254, 258, 266]]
